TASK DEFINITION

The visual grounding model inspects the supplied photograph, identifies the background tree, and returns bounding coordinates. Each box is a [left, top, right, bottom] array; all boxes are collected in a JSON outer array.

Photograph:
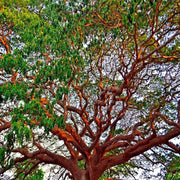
[[0, 0, 180, 179]]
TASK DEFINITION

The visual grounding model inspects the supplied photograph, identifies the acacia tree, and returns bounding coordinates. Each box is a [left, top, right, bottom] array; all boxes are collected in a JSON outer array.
[[0, 0, 180, 179]]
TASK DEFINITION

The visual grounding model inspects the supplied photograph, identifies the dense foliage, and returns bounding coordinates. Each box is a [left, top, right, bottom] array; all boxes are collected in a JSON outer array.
[[0, 0, 180, 179]]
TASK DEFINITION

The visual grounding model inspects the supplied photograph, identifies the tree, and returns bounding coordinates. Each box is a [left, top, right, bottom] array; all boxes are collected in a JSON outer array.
[[0, 0, 180, 179]]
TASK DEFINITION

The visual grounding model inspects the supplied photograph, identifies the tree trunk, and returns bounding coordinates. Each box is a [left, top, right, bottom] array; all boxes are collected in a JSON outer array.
[[73, 170, 90, 180], [70, 159, 103, 180], [73, 169, 101, 180], [80, 171, 90, 180]]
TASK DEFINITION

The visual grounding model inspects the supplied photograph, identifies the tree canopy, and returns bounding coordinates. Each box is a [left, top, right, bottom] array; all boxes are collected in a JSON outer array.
[[0, 0, 180, 179]]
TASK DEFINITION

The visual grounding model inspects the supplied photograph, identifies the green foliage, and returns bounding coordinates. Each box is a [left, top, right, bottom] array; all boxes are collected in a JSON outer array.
[[165, 155, 180, 180], [111, 128, 124, 135], [0, 147, 6, 167], [0, 147, 14, 171], [11, 121, 31, 145], [78, 160, 85, 170], [0, 83, 28, 103], [15, 160, 44, 180]]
